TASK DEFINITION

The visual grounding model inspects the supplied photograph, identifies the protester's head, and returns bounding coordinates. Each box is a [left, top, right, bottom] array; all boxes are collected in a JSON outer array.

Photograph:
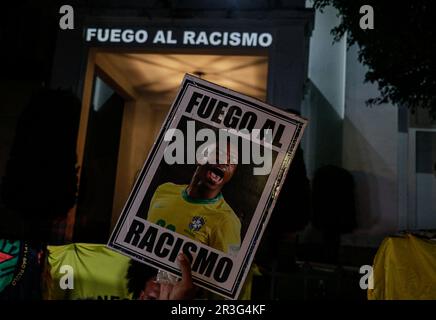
[[2, 88, 80, 217], [139, 277, 160, 300], [1, 87, 80, 241], [126, 260, 159, 300]]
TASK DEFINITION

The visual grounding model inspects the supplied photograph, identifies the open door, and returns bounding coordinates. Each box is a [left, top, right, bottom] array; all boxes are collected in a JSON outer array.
[[74, 76, 125, 242]]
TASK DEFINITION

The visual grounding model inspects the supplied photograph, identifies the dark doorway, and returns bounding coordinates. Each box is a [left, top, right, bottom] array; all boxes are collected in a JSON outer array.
[[74, 76, 125, 242]]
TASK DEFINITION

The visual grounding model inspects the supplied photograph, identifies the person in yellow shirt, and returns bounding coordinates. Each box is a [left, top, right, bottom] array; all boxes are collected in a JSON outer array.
[[147, 155, 241, 255]]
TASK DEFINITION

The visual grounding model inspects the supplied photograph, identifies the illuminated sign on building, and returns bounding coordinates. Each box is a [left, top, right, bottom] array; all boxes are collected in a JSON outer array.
[[85, 28, 273, 47]]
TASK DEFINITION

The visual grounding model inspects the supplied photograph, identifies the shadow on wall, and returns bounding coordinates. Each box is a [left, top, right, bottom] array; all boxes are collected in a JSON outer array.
[[350, 171, 397, 233], [342, 116, 398, 235], [310, 165, 356, 263], [302, 80, 343, 177]]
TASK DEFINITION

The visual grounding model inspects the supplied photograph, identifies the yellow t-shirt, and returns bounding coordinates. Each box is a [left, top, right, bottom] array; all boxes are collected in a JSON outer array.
[[368, 234, 436, 300], [146, 182, 241, 255], [44, 243, 132, 300]]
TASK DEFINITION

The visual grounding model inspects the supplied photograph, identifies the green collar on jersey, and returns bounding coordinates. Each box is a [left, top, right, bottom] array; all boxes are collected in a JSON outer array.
[[182, 188, 223, 204]]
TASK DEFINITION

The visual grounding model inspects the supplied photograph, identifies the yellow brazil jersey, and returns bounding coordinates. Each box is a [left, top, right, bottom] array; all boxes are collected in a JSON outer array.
[[146, 182, 241, 255]]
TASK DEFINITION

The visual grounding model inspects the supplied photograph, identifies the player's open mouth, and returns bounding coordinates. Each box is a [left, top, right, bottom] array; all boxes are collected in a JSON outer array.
[[207, 166, 225, 184]]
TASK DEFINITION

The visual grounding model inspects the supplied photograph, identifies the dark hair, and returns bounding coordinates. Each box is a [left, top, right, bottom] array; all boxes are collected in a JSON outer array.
[[126, 259, 158, 299], [1, 88, 80, 220]]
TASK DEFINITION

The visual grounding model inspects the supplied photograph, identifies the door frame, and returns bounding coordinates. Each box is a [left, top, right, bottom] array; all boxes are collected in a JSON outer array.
[[65, 48, 139, 241], [402, 127, 436, 230]]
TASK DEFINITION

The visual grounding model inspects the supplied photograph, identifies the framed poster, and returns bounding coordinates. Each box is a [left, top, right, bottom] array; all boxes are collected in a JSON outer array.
[[108, 74, 307, 299]]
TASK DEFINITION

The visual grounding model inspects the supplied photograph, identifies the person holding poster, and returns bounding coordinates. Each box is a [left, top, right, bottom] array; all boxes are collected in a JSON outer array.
[[109, 75, 307, 299]]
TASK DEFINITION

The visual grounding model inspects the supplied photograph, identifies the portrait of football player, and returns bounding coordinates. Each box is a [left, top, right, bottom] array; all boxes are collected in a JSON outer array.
[[146, 142, 241, 256]]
